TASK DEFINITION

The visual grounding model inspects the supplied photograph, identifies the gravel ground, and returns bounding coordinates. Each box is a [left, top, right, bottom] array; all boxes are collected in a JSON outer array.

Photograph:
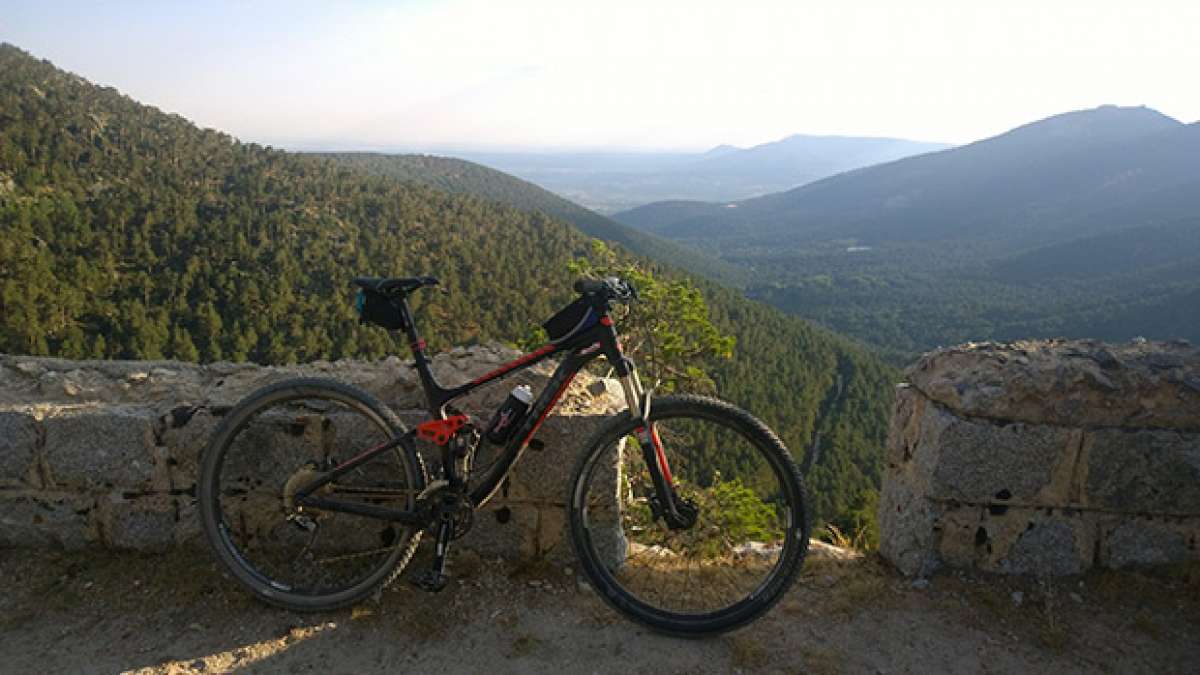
[[0, 546, 1196, 674]]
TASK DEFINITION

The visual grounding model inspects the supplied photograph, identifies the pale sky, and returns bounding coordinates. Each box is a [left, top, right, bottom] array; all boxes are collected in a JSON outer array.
[[4, 0, 1199, 151]]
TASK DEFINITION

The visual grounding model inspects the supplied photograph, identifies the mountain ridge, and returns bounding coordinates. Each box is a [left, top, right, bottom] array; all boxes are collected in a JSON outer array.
[[616, 104, 1197, 246], [612, 104, 1200, 361]]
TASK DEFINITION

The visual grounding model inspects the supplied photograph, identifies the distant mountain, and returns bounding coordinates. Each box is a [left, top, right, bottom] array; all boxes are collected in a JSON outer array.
[[701, 144, 741, 160], [619, 106, 1195, 247], [453, 133, 948, 213], [315, 153, 746, 286], [614, 106, 1200, 360], [688, 133, 952, 188]]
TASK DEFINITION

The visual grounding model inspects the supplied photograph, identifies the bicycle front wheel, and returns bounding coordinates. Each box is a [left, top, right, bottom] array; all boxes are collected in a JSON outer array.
[[568, 395, 809, 636], [198, 378, 427, 612]]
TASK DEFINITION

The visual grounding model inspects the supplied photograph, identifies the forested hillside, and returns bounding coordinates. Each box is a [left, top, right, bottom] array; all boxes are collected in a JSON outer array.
[[0, 44, 895, 534], [317, 153, 746, 286], [615, 106, 1200, 361]]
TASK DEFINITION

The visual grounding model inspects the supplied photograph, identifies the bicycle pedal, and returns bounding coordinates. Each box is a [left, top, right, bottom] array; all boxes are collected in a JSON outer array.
[[410, 570, 449, 593]]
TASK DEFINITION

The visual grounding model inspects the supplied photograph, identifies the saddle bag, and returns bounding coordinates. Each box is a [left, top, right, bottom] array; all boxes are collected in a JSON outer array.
[[355, 289, 407, 330]]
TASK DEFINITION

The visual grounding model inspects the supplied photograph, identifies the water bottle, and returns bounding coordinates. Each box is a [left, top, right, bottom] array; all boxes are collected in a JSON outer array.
[[485, 385, 534, 445]]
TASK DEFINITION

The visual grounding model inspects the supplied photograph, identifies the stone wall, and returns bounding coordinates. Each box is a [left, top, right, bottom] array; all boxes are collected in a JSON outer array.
[[880, 339, 1200, 577], [0, 345, 625, 563]]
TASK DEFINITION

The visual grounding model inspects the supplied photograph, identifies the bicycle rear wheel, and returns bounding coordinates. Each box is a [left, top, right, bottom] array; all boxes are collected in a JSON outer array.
[[198, 378, 427, 611], [568, 395, 809, 636]]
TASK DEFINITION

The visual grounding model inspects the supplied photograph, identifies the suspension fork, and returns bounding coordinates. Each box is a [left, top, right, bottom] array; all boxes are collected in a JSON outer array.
[[618, 364, 695, 530]]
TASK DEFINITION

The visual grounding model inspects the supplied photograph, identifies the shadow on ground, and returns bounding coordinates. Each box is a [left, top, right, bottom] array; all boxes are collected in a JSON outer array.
[[1, 546, 1197, 674]]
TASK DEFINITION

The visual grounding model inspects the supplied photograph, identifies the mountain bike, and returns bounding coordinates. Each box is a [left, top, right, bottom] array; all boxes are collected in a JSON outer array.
[[198, 275, 809, 636]]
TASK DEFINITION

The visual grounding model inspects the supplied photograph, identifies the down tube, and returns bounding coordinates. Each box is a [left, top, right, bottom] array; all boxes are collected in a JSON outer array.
[[469, 350, 597, 506]]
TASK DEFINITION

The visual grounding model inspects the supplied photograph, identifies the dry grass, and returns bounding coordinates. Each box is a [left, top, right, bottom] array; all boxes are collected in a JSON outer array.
[[728, 632, 770, 670], [1035, 576, 1068, 649], [788, 556, 893, 620], [1131, 610, 1162, 639], [796, 645, 844, 675], [821, 524, 869, 552], [509, 633, 543, 658]]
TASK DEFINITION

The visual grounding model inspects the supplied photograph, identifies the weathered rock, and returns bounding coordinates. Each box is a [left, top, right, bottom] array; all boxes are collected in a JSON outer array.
[[904, 398, 1077, 503], [907, 339, 1200, 431], [42, 406, 157, 488], [1084, 429, 1200, 513], [997, 520, 1086, 576], [99, 494, 177, 551], [0, 491, 94, 549], [878, 455, 940, 577], [1102, 519, 1191, 568], [0, 410, 39, 485], [160, 407, 219, 490], [882, 339, 1200, 577]]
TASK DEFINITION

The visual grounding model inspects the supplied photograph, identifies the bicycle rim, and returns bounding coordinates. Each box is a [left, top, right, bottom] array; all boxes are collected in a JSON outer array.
[[206, 386, 420, 600], [571, 398, 806, 631]]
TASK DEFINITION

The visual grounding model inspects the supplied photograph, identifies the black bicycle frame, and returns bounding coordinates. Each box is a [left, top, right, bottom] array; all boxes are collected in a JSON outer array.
[[294, 292, 649, 524]]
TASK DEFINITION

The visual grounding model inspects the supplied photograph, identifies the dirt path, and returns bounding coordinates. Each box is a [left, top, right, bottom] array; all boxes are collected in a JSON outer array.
[[1, 546, 1196, 674]]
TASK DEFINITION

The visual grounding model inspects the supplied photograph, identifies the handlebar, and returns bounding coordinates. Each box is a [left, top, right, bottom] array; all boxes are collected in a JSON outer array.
[[574, 276, 637, 303]]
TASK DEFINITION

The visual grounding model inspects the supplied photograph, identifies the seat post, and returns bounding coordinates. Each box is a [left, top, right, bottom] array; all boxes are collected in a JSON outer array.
[[395, 295, 442, 416]]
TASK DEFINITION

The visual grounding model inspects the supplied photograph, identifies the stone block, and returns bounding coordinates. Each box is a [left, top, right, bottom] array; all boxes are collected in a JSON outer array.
[[0, 409, 39, 485], [100, 494, 178, 551], [458, 503, 540, 560], [878, 469, 941, 577], [995, 518, 1089, 576], [944, 506, 1095, 575], [534, 505, 570, 561], [43, 407, 157, 488], [907, 400, 1075, 503], [1084, 429, 1200, 513], [0, 491, 93, 549], [1101, 518, 1196, 568], [161, 407, 219, 490], [173, 495, 204, 547], [505, 415, 607, 505]]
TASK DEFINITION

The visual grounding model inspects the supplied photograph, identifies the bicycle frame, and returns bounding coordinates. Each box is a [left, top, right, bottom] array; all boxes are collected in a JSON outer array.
[[294, 291, 661, 524]]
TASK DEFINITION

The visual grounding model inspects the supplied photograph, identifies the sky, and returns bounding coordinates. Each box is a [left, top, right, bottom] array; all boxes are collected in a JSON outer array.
[[3, 0, 1199, 151]]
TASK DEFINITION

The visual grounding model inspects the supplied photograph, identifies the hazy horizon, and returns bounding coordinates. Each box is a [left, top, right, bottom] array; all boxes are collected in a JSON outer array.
[[4, 0, 1199, 152]]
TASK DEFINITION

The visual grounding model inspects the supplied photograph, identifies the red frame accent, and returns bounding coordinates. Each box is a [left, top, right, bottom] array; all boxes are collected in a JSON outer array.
[[335, 438, 392, 470], [637, 424, 674, 485], [521, 373, 577, 444], [417, 414, 470, 446], [599, 316, 613, 326], [469, 344, 556, 385]]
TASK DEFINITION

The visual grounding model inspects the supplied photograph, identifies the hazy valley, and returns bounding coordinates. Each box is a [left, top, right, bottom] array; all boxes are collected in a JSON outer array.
[[610, 106, 1200, 362], [448, 133, 949, 214]]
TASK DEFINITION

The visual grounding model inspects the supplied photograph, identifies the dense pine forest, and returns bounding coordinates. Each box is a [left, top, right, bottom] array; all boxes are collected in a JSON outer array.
[[0, 45, 895, 536]]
